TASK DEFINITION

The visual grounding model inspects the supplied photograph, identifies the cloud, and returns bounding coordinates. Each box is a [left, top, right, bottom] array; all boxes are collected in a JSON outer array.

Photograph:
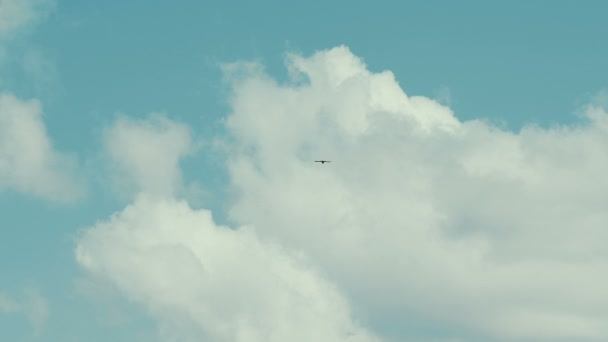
[[0, 92, 84, 202], [103, 113, 198, 200], [77, 46, 608, 342], [0, 1, 74, 202], [0, 0, 56, 90], [75, 194, 379, 342], [434, 85, 451, 106], [0, 292, 19, 312], [220, 46, 608, 341], [81, 113, 378, 341], [0, 0, 54, 40], [0, 288, 49, 334], [20, 46, 60, 94]]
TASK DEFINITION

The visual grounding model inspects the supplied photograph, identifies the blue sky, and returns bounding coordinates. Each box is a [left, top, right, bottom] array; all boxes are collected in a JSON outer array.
[[1, 1, 608, 341]]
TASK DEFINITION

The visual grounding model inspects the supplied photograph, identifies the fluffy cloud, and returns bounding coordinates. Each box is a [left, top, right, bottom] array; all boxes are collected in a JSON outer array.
[[78, 46, 608, 342], [79, 114, 377, 341], [0, 93, 84, 202], [103, 113, 197, 199], [76, 194, 379, 342], [222, 46, 608, 341]]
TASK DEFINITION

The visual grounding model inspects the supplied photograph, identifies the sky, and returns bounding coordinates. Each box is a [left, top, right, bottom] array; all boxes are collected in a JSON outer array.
[[1, 0, 608, 341]]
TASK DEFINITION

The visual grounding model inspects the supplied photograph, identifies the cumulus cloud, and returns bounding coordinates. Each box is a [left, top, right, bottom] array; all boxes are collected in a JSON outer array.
[[81, 113, 377, 341], [78, 46, 608, 342], [0, 93, 84, 202], [103, 113, 198, 199], [222, 46, 608, 341], [76, 194, 379, 342]]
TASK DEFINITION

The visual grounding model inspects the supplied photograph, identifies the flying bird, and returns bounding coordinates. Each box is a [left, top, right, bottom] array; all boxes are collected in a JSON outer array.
[[315, 160, 331, 164]]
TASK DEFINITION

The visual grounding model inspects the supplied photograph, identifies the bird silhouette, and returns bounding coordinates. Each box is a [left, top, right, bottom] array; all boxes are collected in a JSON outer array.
[[314, 160, 331, 164]]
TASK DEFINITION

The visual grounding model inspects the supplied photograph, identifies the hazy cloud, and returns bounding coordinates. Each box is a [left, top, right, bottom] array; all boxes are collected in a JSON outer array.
[[0, 0, 57, 93], [0, 292, 18, 312], [0, 288, 49, 335], [0, 0, 54, 39], [434, 85, 451, 106]]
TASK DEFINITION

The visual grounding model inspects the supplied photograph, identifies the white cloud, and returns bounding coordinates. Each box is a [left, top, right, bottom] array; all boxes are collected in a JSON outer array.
[[221, 46, 608, 341], [77, 46, 608, 342], [75, 194, 379, 342], [0, 92, 84, 202], [103, 113, 198, 199], [80, 113, 378, 341]]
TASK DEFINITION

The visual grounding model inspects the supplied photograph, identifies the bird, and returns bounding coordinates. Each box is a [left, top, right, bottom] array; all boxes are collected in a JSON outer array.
[[315, 160, 331, 164]]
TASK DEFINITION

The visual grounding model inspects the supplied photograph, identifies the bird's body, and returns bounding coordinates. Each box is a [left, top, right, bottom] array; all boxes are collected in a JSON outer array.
[[315, 160, 331, 164]]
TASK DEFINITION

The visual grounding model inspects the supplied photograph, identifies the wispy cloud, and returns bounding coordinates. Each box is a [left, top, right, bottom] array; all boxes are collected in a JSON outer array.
[[0, 0, 57, 93], [0, 288, 49, 336], [0, 292, 19, 312], [0, 0, 54, 39], [434, 85, 451, 106]]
